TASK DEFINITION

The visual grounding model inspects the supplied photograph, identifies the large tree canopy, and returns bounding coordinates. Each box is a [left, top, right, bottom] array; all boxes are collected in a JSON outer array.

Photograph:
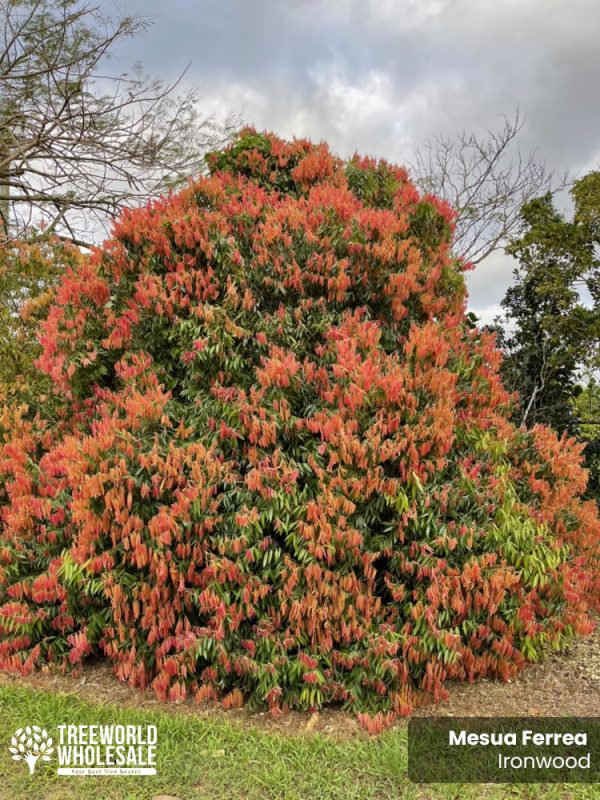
[[0, 131, 598, 730]]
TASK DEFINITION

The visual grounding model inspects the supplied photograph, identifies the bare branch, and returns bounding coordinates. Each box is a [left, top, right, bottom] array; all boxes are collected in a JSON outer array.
[[0, 0, 241, 243], [410, 110, 568, 264]]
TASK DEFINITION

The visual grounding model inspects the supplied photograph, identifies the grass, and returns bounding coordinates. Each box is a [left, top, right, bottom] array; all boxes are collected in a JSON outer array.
[[0, 684, 597, 800]]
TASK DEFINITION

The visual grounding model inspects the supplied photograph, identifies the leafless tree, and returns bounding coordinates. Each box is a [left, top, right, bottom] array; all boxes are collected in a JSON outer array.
[[0, 0, 239, 247], [411, 110, 568, 264]]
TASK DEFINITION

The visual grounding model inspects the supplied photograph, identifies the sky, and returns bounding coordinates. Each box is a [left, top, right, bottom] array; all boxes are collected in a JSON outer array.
[[105, 0, 600, 323]]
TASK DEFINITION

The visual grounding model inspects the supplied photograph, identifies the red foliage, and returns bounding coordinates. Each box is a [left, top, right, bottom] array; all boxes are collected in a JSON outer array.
[[0, 129, 598, 728]]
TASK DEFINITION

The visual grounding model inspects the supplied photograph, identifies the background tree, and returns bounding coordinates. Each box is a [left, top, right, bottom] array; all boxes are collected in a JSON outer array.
[[574, 378, 600, 497], [411, 110, 567, 264], [0, 0, 238, 246], [494, 172, 600, 497]]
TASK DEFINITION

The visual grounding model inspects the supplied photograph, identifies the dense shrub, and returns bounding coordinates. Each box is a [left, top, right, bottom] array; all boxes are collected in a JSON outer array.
[[0, 130, 598, 730]]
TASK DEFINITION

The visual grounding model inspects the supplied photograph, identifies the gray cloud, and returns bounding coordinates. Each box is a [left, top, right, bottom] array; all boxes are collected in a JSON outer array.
[[106, 0, 600, 317]]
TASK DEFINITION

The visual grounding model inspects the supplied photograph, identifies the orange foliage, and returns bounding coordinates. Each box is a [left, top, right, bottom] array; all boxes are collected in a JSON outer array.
[[0, 130, 598, 727]]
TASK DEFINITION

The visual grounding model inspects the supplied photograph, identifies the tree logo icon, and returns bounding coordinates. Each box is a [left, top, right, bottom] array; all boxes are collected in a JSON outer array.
[[9, 726, 53, 774]]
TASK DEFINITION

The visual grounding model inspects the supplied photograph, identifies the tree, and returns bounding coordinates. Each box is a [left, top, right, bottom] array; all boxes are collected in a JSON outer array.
[[494, 172, 600, 496], [0, 0, 237, 246], [0, 131, 598, 730], [574, 378, 600, 497], [411, 110, 567, 264]]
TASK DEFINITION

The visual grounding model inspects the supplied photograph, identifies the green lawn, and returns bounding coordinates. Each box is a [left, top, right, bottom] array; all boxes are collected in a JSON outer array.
[[0, 684, 596, 800]]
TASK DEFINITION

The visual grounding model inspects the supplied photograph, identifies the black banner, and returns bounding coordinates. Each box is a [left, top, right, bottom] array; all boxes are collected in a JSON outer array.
[[408, 717, 600, 783]]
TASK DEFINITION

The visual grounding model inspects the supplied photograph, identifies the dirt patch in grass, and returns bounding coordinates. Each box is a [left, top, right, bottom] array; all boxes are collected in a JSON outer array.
[[1, 619, 598, 738]]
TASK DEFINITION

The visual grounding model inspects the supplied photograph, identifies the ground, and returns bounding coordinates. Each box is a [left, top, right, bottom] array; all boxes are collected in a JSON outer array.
[[0, 622, 597, 799]]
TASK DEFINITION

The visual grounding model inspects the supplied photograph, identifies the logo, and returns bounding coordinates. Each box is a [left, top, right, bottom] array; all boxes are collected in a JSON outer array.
[[9, 726, 54, 774], [55, 724, 157, 776], [8, 723, 158, 777]]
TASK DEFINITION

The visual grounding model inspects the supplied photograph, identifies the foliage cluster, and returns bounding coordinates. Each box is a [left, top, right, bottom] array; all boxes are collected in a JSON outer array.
[[0, 131, 598, 731], [0, 236, 80, 413]]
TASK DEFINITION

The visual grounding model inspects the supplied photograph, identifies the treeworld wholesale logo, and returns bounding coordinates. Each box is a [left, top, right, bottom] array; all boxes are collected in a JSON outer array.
[[8, 724, 157, 776], [9, 726, 53, 774]]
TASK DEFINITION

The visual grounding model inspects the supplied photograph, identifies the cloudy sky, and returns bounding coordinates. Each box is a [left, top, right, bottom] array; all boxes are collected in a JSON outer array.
[[107, 0, 600, 322]]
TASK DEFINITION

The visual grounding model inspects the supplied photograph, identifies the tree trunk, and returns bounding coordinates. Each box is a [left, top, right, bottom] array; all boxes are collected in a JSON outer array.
[[0, 138, 9, 240]]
